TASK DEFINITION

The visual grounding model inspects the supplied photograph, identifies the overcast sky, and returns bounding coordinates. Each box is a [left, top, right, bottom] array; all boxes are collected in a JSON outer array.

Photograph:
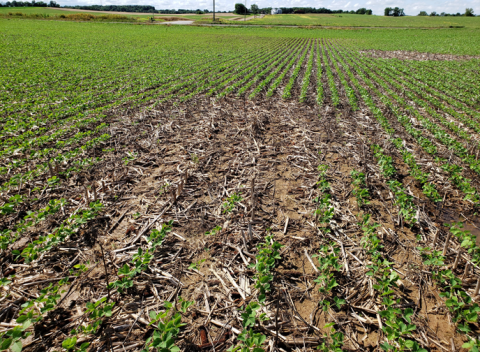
[[60, 0, 479, 15]]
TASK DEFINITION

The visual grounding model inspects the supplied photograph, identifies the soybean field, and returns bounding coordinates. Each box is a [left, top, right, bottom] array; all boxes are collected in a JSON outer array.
[[2, 19, 480, 352]]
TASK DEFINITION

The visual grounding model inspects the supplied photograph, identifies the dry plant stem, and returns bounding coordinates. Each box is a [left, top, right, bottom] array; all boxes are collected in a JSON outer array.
[[93, 183, 98, 201], [251, 176, 255, 221], [99, 242, 111, 303], [341, 242, 350, 277], [474, 278, 480, 297], [442, 232, 452, 256], [48, 161, 54, 177], [453, 250, 461, 270], [304, 248, 319, 273], [463, 263, 470, 280]]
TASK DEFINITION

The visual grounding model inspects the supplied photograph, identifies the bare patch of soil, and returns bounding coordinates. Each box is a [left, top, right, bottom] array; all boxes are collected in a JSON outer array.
[[156, 16, 192, 21], [230, 14, 264, 21], [359, 49, 480, 61]]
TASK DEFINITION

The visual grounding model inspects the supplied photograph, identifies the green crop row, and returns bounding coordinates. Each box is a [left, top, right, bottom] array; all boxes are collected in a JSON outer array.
[[248, 39, 306, 99], [334, 43, 479, 205], [299, 41, 315, 103], [321, 41, 339, 107], [282, 40, 311, 99]]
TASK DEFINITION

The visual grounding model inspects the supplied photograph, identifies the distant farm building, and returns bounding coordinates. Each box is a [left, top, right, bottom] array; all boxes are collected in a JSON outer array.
[[271, 8, 282, 14]]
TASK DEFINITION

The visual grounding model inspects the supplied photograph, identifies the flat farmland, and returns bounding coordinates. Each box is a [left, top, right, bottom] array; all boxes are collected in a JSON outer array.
[[229, 13, 480, 28], [1, 19, 480, 352], [0, 8, 239, 22]]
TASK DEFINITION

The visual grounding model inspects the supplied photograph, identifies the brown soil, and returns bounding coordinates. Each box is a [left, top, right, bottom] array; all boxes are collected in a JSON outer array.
[[230, 14, 264, 21], [155, 17, 191, 21], [359, 49, 480, 61]]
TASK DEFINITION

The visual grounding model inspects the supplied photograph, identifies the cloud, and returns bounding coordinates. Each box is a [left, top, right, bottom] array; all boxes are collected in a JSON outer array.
[[61, 0, 478, 15]]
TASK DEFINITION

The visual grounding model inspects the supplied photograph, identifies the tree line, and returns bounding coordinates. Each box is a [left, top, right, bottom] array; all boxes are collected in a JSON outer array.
[[383, 7, 405, 16], [157, 9, 231, 14], [0, 0, 59, 7], [63, 5, 156, 12], [417, 8, 475, 16], [234, 4, 372, 15], [385, 7, 476, 16], [0, 2, 231, 13]]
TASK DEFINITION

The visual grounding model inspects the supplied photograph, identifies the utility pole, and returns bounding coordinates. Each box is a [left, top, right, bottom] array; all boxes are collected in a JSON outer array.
[[244, 0, 246, 21], [213, 0, 215, 22]]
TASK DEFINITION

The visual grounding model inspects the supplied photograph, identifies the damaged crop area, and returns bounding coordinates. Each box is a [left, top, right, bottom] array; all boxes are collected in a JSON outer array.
[[2, 21, 480, 352]]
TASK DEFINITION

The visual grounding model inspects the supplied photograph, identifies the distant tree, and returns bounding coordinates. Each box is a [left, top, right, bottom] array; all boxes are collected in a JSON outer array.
[[48, 0, 59, 6], [294, 8, 305, 13], [355, 8, 372, 15], [430, 11, 437, 16], [384, 7, 392, 16], [392, 7, 405, 16], [440, 12, 446, 16], [250, 4, 259, 17], [418, 11, 428, 16], [234, 3, 247, 14], [465, 8, 475, 16], [67, 4, 157, 12]]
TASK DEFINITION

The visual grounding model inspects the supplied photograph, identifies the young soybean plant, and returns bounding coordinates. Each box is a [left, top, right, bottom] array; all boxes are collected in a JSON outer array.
[[318, 322, 344, 352], [358, 215, 424, 352], [313, 245, 346, 352], [141, 299, 195, 352], [62, 298, 115, 352], [1, 272, 81, 352], [109, 221, 173, 293], [445, 222, 480, 264], [228, 233, 283, 352], [417, 245, 480, 345], [313, 243, 345, 312], [251, 234, 284, 303], [228, 301, 267, 352], [350, 169, 370, 208], [222, 192, 242, 213]]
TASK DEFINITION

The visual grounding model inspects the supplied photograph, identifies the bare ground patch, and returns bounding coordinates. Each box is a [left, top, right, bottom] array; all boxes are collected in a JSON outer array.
[[359, 49, 480, 61]]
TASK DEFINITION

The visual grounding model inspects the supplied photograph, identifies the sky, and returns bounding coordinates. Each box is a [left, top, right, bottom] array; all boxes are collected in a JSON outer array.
[[59, 0, 479, 15]]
